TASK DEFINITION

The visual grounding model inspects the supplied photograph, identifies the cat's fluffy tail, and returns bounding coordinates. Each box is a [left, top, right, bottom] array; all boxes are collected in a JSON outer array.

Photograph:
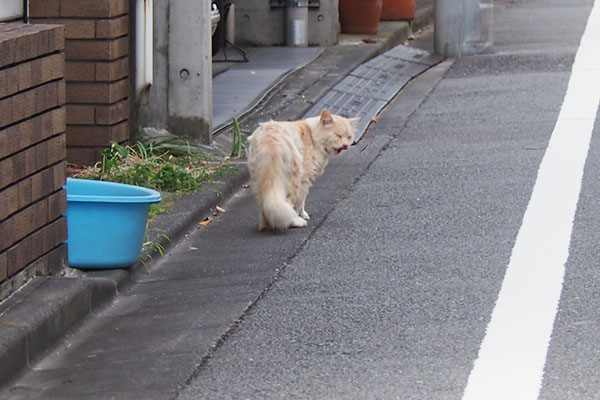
[[250, 148, 306, 230], [261, 185, 305, 230]]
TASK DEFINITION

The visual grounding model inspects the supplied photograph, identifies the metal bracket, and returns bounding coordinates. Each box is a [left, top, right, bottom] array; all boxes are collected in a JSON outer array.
[[270, 0, 320, 8]]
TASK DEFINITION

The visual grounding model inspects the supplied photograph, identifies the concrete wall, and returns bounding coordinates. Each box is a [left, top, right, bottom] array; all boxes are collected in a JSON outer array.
[[0, 23, 68, 300], [138, 0, 212, 144], [235, 1, 339, 47]]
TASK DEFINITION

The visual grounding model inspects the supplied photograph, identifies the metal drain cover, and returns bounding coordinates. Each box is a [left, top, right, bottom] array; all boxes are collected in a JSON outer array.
[[304, 45, 442, 142]]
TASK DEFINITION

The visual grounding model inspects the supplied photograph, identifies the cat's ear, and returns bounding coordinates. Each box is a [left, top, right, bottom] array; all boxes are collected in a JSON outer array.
[[350, 117, 360, 126], [320, 109, 334, 126]]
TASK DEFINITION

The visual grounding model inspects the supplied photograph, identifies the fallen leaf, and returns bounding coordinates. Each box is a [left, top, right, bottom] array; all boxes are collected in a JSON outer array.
[[370, 115, 378, 123], [199, 217, 212, 226], [362, 37, 377, 44]]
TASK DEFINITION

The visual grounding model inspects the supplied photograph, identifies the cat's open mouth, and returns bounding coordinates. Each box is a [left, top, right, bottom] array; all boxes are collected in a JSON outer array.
[[334, 145, 348, 154]]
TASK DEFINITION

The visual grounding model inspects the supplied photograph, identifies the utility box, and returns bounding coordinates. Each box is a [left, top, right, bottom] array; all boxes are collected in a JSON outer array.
[[235, 0, 338, 46]]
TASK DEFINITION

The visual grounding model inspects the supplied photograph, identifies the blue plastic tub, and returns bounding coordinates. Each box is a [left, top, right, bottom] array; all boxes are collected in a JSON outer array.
[[65, 178, 161, 269]]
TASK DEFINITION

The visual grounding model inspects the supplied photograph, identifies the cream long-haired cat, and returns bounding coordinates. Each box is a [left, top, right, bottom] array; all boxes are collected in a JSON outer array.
[[247, 109, 357, 231]]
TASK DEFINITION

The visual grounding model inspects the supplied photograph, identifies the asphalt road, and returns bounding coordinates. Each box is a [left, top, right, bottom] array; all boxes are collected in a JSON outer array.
[[3, 0, 599, 399], [176, 1, 600, 399]]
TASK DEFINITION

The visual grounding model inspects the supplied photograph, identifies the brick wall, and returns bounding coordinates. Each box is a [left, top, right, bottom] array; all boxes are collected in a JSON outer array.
[[0, 23, 68, 299], [30, 0, 130, 166]]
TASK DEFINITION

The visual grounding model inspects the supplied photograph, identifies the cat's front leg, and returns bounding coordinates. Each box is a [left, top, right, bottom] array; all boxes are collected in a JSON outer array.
[[289, 216, 308, 228], [298, 187, 310, 221], [301, 206, 310, 221]]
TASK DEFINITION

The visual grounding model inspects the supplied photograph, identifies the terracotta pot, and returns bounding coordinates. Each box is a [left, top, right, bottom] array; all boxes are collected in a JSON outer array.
[[339, 0, 383, 34], [381, 0, 415, 20]]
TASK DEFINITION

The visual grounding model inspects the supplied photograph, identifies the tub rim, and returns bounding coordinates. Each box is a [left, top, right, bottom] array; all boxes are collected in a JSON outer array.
[[65, 178, 161, 204]]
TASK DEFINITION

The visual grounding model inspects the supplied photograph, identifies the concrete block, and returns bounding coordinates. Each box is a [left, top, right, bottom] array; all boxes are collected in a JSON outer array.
[[167, 0, 213, 143], [234, 0, 338, 46]]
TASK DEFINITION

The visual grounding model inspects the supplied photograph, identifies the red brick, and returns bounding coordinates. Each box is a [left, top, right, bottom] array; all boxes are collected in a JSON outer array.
[[66, 146, 103, 165], [96, 15, 128, 39], [0, 157, 14, 190], [65, 60, 95, 81], [40, 220, 54, 254], [95, 99, 128, 125], [17, 62, 33, 92], [0, 221, 8, 251], [0, 68, 10, 98], [63, 19, 96, 39], [60, 0, 128, 18], [28, 18, 94, 40], [66, 78, 128, 104], [0, 135, 66, 191], [6, 236, 34, 276], [48, 134, 67, 164], [29, 226, 45, 257], [39, 169, 55, 198], [58, 79, 66, 105], [34, 53, 65, 87], [51, 24, 65, 52], [29, 172, 42, 202], [0, 184, 19, 221], [54, 216, 68, 244], [5, 67, 19, 95], [13, 30, 40, 64], [67, 104, 95, 125], [0, 30, 17, 67], [4, 218, 67, 279], [0, 108, 66, 159], [53, 162, 67, 189], [47, 190, 67, 221], [26, 143, 44, 176], [0, 82, 63, 129], [17, 179, 32, 209], [0, 199, 48, 251], [0, 24, 64, 69], [65, 36, 128, 61], [95, 57, 128, 81], [66, 121, 127, 146], [29, 0, 60, 18], [0, 251, 7, 281], [47, 242, 67, 274]]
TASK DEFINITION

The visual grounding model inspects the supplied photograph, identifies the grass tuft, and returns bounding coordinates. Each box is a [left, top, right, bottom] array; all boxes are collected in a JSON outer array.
[[68, 135, 231, 194]]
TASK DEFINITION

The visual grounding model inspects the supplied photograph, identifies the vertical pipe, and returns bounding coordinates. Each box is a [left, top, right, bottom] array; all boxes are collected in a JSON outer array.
[[286, 1, 309, 47], [136, 0, 153, 100], [480, 0, 494, 51], [226, 3, 235, 45]]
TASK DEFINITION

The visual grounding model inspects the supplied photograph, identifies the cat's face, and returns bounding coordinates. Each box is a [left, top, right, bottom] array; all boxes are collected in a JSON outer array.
[[318, 110, 358, 155]]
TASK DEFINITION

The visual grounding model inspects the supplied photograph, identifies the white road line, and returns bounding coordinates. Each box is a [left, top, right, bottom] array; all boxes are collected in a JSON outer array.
[[462, 2, 600, 400]]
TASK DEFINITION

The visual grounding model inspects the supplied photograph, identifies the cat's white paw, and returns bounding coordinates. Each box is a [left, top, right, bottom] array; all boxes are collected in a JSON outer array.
[[289, 216, 308, 228], [301, 210, 310, 220]]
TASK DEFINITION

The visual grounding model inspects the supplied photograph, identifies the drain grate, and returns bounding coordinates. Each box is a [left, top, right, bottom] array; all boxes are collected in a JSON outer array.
[[304, 45, 442, 142]]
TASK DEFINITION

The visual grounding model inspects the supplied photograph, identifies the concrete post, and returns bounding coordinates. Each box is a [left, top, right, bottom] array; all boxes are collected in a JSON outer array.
[[168, 0, 213, 144], [434, 0, 493, 58]]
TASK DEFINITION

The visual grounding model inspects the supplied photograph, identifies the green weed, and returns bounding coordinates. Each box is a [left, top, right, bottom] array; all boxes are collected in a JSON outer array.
[[231, 117, 248, 158], [94, 136, 226, 193], [140, 225, 170, 265]]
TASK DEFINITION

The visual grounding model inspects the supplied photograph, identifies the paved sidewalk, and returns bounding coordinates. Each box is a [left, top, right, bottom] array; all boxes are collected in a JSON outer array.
[[0, 3, 435, 392]]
